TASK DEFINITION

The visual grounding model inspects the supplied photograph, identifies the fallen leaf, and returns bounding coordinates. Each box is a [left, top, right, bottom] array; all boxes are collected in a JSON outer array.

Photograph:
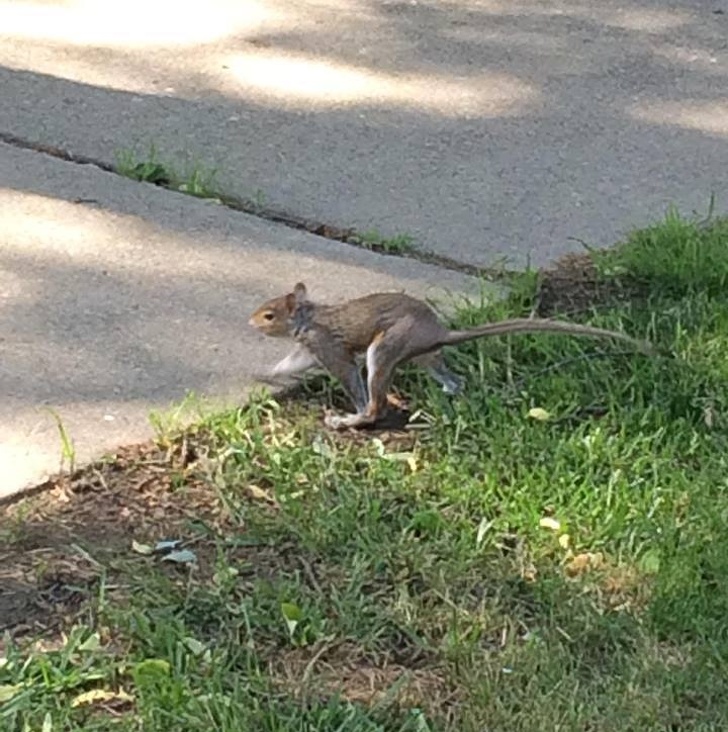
[[246, 484, 277, 504], [183, 637, 207, 656], [78, 633, 101, 652], [132, 540, 154, 555], [161, 549, 198, 565], [539, 517, 561, 531], [382, 450, 415, 463], [154, 539, 182, 552], [71, 688, 134, 708], [528, 407, 551, 421], [0, 683, 24, 703]]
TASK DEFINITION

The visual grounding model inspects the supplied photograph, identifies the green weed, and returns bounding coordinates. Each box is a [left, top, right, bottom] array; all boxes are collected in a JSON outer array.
[[115, 146, 220, 200], [44, 407, 76, 473], [350, 229, 416, 254]]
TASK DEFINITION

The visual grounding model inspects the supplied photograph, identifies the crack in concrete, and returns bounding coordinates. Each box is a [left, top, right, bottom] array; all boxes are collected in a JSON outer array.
[[0, 130, 512, 281]]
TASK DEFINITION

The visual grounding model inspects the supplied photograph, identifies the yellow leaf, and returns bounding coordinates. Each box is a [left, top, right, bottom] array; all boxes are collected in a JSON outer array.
[[558, 533, 570, 549], [71, 688, 133, 708], [131, 540, 153, 555], [79, 633, 101, 652], [407, 456, 418, 473], [0, 684, 24, 703], [246, 484, 278, 505], [528, 407, 551, 421], [539, 517, 561, 531]]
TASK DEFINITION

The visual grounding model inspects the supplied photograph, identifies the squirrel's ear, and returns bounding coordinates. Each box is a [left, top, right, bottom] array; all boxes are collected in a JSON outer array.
[[285, 283, 307, 313], [293, 282, 308, 301]]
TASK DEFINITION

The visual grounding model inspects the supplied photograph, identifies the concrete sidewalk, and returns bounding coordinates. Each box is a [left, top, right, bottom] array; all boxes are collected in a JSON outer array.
[[0, 142, 480, 498], [0, 0, 726, 267]]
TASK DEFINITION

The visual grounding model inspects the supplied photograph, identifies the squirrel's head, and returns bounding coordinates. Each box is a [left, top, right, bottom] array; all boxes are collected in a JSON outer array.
[[248, 282, 308, 337]]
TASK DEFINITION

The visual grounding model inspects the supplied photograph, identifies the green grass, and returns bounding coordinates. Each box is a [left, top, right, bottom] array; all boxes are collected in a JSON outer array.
[[4, 212, 728, 730], [348, 230, 416, 255], [115, 145, 221, 201]]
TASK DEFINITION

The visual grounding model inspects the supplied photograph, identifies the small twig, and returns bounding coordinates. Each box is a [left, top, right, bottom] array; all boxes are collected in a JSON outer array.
[[92, 468, 108, 491], [71, 543, 104, 568], [299, 556, 323, 596], [301, 636, 338, 686], [178, 533, 208, 549]]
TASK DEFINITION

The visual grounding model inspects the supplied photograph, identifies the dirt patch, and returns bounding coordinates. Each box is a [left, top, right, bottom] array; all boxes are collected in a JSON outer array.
[[535, 252, 646, 317], [2, 440, 212, 548], [273, 641, 457, 718], [0, 437, 226, 643], [0, 547, 102, 641]]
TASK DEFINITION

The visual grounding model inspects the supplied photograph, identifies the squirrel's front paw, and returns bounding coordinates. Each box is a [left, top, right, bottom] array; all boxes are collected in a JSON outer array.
[[324, 413, 348, 430], [324, 411, 376, 430], [251, 371, 287, 385]]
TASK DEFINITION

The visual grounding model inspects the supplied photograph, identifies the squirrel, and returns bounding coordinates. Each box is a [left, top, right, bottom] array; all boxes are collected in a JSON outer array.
[[248, 282, 652, 430]]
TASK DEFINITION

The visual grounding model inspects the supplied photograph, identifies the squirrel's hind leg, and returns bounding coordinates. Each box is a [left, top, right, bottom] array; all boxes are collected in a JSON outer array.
[[412, 351, 464, 395]]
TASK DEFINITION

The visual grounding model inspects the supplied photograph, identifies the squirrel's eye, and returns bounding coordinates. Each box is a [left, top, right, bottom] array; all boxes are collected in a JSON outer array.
[[263, 312, 275, 321]]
